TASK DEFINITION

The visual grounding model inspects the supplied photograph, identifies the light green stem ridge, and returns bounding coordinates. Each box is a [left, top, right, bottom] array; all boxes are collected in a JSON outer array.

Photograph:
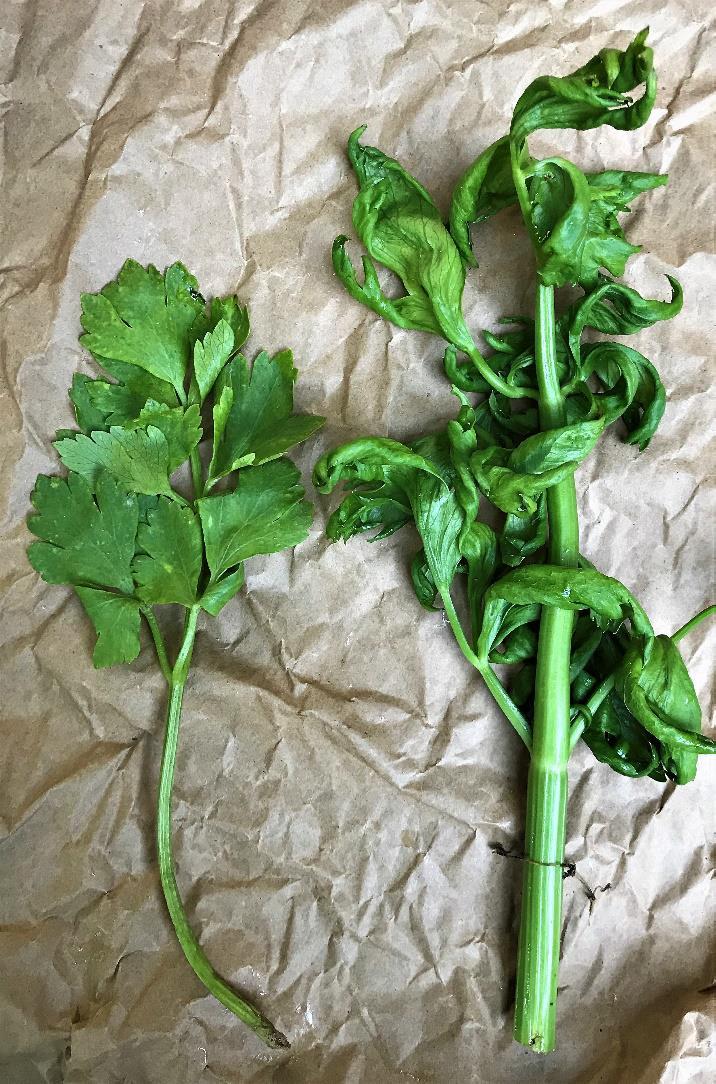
[[513, 284, 576, 1053], [142, 607, 172, 684], [190, 448, 204, 500], [439, 588, 533, 751], [156, 605, 288, 1049]]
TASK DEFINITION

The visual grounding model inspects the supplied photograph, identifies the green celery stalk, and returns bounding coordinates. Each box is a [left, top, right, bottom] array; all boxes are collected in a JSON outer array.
[[512, 284, 576, 1050]]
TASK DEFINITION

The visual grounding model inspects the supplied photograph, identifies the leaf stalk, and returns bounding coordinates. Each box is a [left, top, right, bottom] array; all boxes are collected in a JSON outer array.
[[513, 284, 576, 1052], [155, 604, 289, 1049]]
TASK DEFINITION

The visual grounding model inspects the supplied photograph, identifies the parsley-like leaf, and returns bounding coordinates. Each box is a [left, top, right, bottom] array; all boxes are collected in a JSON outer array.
[[69, 373, 111, 433], [207, 350, 324, 485], [190, 295, 250, 352], [75, 587, 142, 668], [27, 259, 323, 1050], [79, 260, 205, 396], [80, 361, 178, 429], [198, 459, 313, 579], [28, 472, 138, 593], [193, 319, 235, 403], [133, 499, 203, 606], [54, 425, 174, 497], [126, 402, 202, 472], [200, 566, 246, 616]]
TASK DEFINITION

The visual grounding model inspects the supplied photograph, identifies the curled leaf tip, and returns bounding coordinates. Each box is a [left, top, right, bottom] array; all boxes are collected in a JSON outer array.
[[347, 125, 368, 169], [311, 455, 334, 494]]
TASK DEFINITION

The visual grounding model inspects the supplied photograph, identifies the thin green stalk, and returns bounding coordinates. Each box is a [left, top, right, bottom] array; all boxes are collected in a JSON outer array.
[[156, 604, 288, 1049], [142, 606, 172, 684], [672, 605, 716, 643], [570, 672, 614, 751], [465, 344, 539, 401], [190, 448, 204, 501], [439, 588, 532, 751], [513, 284, 577, 1053]]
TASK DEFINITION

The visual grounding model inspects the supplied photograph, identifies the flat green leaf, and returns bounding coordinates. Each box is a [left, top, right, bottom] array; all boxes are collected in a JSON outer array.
[[208, 351, 324, 484], [212, 296, 250, 348], [69, 373, 111, 433], [207, 384, 246, 484], [190, 295, 250, 353], [126, 402, 202, 472], [88, 359, 178, 423], [193, 319, 235, 403], [132, 498, 203, 606], [54, 425, 173, 497], [28, 472, 138, 593], [79, 260, 205, 395], [75, 587, 141, 668], [198, 459, 313, 580], [199, 566, 246, 616]]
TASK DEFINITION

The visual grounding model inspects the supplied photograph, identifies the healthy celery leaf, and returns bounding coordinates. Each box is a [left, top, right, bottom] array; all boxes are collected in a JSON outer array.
[[207, 350, 324, 484], [126, 402, 202, 472], [79, 260, 205, 395], [75, 587, 142, 668], [193, 319, 235, 403], [80, 362, 178, 429], [133, 498, 203, 606], [200, 566, 246, 616], [191, 295, 250, 353], [198, 459, 313, 579], [54, 426, 174, 496], [28, 472, 138, 593], [69, 373, 111, 433]]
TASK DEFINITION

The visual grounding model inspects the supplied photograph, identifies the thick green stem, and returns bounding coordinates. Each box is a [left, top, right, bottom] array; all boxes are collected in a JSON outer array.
[[156, 605, 288, 1049], [513, 284, 577, 1053]]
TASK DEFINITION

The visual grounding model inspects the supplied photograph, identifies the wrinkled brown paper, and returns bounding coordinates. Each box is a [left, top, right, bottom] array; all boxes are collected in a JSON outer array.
[[1, 1, 714, 1081]]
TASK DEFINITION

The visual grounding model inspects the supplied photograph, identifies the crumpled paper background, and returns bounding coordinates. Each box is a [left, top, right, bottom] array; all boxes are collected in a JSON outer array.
[[1, 1, 714, 1081]]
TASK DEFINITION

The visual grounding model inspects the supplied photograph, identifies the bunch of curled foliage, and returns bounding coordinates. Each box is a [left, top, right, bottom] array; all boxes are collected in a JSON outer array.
[[314, 29, 714, 1051]]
